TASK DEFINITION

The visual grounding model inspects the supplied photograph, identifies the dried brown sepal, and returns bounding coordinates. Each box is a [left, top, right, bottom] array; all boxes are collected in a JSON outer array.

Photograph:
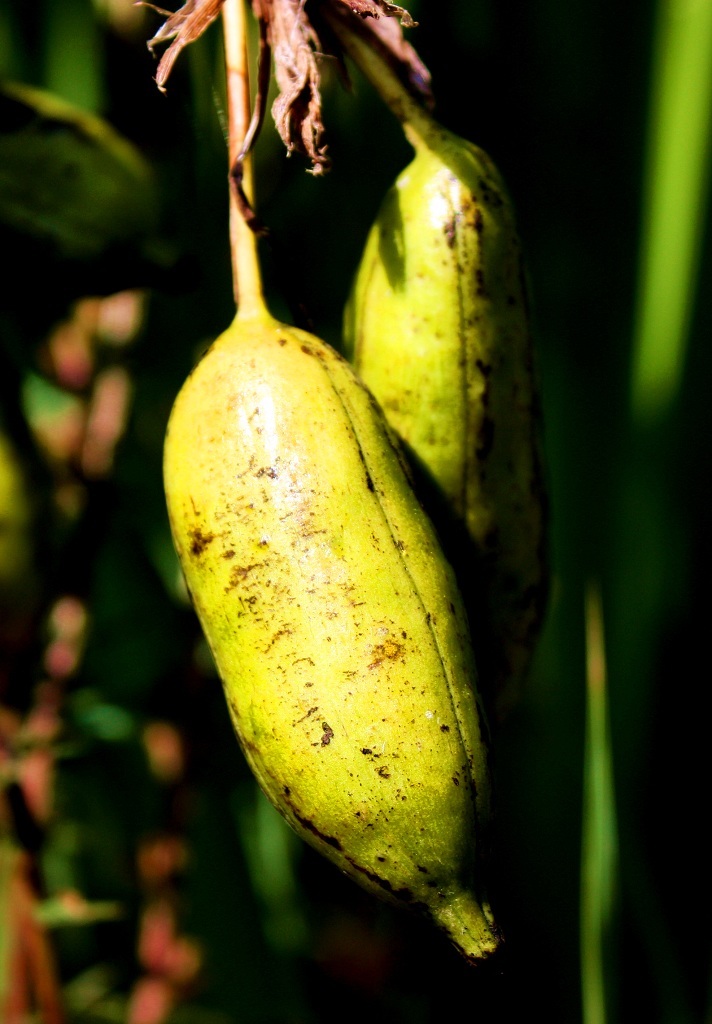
[[145, 0, 225, 91], [338, 4, 432, 106], [334, 0, 415, 29], [144, 0, 429, 172], [255, 0, 330, 173]]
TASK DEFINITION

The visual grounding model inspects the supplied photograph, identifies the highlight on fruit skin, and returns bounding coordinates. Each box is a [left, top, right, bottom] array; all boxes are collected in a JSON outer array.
[[163, 305, 501, 963]]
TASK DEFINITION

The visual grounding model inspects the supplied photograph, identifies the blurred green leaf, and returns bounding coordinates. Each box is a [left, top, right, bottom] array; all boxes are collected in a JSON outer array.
[[35, 895, 124, 928], [234, 784, 309, 956], [631, 0, 712, 422], [581, 585, 618, 1024], [0, 80, 157, 261]]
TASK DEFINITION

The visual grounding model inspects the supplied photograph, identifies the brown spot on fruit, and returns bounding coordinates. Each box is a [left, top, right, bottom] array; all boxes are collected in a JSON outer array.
[[344, 857, 424, 907], [321, 722, 334, 746], [368, 637, 405, 670], [292, 809, 342, 850], [189, 527, 215, 556], [476, 416, 495, 460], [293, 706, 319, 726], [226, 562, 265, 592], [475, 358, 492, 378]]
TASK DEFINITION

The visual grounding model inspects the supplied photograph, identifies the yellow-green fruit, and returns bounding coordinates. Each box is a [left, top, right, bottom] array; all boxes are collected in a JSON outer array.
[[163, 310, 500, 962], [344, 125, 548, 717], [0, 427, 35, 611]]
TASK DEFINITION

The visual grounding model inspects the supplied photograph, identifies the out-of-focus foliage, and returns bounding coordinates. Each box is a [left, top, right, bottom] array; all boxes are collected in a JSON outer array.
[[1, 0, 710, 1022], [0, 81, 157, 262]]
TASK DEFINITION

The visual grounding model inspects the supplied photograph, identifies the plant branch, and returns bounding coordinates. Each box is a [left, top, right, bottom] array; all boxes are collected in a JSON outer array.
[[321, 4, 434, 150], [222, 0, 266, 315]]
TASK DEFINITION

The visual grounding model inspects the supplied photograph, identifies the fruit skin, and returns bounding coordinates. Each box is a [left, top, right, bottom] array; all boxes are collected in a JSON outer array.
[[343, 126, 548, 717], [0, 427, 36, 620], [163, 310, 500, 962]]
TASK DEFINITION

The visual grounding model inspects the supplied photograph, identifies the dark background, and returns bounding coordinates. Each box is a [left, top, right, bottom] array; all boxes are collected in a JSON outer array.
[[1, 0, 711, 1021]]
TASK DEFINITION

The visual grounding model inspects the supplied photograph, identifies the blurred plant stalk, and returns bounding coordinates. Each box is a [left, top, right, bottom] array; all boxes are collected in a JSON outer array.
[[631, 0, 712, 423], [581, 585, 618, 1024]]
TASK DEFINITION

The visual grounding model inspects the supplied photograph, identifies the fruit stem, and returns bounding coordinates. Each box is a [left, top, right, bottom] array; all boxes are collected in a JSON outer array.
[[222, 0, 267, 319], [323, 9, 437, 154]]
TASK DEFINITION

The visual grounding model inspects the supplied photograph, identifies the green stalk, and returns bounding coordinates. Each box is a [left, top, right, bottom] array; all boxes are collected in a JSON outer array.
[[222, 0, 267, 320]]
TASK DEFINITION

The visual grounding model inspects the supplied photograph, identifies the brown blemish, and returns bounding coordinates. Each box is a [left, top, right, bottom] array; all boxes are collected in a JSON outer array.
[[477, 178, 504, 209], [343, 858, 425, 908], [264, 625, 294, 653], [377, 766, 391, 779], [352, 440, 376, 494], [222, 549, 236, 559], [475, 358, 492, 378], [320, 722, 334, 746], [368, 637, 405, 670], [440, 724, 450, 733], [293, 706, 319, 726], [299, 342, 327, 359], [225, 562, 264, 592], [189, 527, 215, 556], [477, 415, 495, 460], [292, 809, 342, 850]]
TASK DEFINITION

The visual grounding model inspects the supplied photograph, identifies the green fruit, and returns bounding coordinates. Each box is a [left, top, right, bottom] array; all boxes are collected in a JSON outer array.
[[344, 122, 548, 717], [163, 307, 500, 962]]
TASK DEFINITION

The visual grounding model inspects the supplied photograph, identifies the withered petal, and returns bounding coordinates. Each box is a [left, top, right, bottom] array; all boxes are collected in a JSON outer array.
[[335, 0, 416, 29], [146, 0, 226, 90]]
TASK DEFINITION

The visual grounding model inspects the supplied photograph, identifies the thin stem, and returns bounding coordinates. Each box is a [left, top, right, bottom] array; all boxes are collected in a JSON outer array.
[[222, 0, 266, 318], [323, 8, 435, 151]]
